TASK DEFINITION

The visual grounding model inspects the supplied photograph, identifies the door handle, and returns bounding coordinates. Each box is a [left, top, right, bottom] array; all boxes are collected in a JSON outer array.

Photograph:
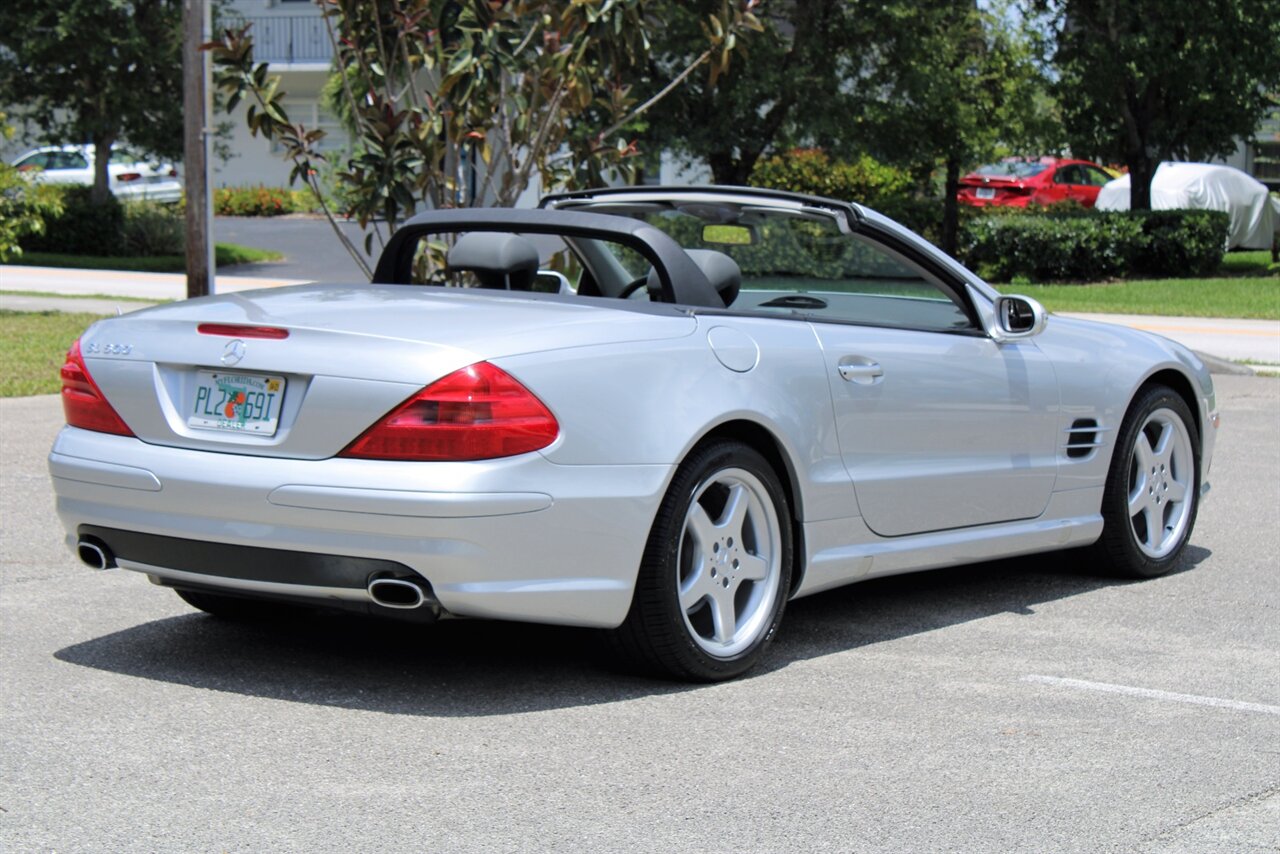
[[837, 359, 884, 385]]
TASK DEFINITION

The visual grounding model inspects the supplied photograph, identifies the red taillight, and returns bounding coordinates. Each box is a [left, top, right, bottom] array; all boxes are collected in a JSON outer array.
[[339, 362, 559, 462], [61, 340, 134, 436], [197, 323, 289, 339], [116, 172, 142, 183]]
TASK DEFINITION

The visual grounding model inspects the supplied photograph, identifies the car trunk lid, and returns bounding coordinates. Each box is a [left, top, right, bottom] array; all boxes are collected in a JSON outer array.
[[75, 284, 696, 459]]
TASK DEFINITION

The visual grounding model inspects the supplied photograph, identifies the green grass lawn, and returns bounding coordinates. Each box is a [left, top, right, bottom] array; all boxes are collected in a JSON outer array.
[[997, 250, 1280, 320], [0, 310, 104, 397], [1003, 276, 1280, 320], [6, 243, 281, 273], [1217, 249, 1280, 277], [3, 290, 163, 303]]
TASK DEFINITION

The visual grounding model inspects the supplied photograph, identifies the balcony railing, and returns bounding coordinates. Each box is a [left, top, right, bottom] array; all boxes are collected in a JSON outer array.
[[223, 15, 332, 64]]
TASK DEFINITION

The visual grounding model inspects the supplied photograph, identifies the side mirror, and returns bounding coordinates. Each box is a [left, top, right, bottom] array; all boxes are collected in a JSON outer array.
[[996, 295, 1046, 336], [967, 285, 1047, 342], [532, 270, 572, 294]]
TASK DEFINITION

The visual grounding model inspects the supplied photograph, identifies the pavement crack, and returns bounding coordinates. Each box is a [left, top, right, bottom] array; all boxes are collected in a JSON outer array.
[[1138, 783, 1280, 847]]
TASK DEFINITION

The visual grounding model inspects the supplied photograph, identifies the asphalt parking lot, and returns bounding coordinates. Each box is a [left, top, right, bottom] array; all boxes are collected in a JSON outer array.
[[2, 376, 1277, 853]]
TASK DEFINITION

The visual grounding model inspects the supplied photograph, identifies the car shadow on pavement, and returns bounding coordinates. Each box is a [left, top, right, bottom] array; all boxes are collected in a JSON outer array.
[[54, 546, 1210, 716], [764, 545, 1209, 672]]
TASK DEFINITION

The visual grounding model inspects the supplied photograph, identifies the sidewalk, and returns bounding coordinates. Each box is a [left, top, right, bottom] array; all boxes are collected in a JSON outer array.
[[2, 264, 1277, 373], [1058, 312, 1279, 372]]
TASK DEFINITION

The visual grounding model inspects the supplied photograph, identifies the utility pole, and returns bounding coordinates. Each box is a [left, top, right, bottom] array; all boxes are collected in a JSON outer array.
[[182, 0, 214, 298]]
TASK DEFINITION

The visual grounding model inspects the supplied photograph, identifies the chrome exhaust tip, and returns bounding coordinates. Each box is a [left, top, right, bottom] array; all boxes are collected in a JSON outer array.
[[367, 577, 427, 610], [77, 538, 116, 570]]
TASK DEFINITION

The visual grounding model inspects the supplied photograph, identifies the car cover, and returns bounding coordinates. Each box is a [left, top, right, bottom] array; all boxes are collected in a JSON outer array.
[[1096, 162, 1280, 250]]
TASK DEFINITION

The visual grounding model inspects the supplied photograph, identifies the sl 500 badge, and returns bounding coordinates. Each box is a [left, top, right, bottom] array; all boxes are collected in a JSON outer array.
[[83, 342, 133, 356]]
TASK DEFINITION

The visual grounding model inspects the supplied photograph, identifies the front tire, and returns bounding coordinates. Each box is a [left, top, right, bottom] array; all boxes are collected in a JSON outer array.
[[611, 441, 793, 681], [1089, 384, 1200, 578]]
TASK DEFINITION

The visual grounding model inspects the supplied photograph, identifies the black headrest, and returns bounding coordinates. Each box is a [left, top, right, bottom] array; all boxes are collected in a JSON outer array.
[[648, 248, 741, 307], [446, 232, 539, 290]]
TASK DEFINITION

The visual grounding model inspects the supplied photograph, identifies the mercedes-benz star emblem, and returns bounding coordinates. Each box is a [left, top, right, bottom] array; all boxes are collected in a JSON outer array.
[[221, 339, 247, 366]]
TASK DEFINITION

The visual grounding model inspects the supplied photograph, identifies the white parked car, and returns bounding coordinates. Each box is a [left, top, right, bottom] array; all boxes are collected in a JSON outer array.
[[1096, 162, 1280, 251], [11, 144, 183, 204]]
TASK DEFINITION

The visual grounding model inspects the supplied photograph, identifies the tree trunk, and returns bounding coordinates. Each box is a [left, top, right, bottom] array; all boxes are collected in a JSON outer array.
[[90, 135, 114, 206], [941, 156, 961, 258], [1127, 154, 1155, 211], [708, 151, 754, 186], [183, 0, 212, 298]]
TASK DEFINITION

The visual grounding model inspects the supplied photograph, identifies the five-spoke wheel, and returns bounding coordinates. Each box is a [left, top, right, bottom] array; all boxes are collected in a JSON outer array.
[[1091, 384, 1201, 578], [612, 440, 792, 681], [677, 467, 784, 659], [1126, 406, 1196, 559]]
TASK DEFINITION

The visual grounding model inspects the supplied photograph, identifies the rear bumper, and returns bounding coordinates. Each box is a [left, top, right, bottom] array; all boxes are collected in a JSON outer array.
[[50, 427, 672, 628]]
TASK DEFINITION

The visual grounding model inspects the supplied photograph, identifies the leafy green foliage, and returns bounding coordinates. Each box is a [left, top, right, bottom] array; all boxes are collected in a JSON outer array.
[[963, 214, 1144, 282], [961, 210, 1229, 282], [0, 115, 64, 262], [1130, 210, 1233, 277], [1043, 0, 1280, 209], [635, 1, 865, 185], [750, 150, 913, 208], [120, 201, 185, 257]]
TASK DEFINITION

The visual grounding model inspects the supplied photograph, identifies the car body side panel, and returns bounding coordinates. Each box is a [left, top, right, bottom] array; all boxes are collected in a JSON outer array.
[[498, 315, 860, 524], [1033, 315, 1218, 490], [811, 324, 1060, 536]]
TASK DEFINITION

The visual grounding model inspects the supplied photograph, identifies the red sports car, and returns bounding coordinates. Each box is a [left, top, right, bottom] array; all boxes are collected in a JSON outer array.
[[957, 158, 1115, 208]]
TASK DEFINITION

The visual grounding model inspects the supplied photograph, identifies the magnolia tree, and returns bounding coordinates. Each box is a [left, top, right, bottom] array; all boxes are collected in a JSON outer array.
[[207, 0, 760, 278]]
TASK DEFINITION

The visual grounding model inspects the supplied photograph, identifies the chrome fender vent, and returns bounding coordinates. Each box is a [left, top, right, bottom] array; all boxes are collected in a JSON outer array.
[[1064, 418, 1106, 459]]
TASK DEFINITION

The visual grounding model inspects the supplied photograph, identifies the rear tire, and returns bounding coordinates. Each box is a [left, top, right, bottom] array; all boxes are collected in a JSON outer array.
[[1088, 384, 1200, 578], [611, 440, 793, 681]]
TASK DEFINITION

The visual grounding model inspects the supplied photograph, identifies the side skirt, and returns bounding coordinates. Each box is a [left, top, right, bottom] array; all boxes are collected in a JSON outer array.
[[794, 487, 1104, 598]]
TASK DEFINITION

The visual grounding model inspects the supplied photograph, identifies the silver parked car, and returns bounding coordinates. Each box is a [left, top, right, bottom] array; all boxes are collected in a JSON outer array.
[[49, 187, 1217, 680]]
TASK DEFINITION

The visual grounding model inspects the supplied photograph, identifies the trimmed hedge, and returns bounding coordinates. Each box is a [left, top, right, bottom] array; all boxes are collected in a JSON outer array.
[[20, 185, 125, 256], [1129, 210, 1230, 277], [19, 187, 189, 258], [958, 209, 1229, 282]]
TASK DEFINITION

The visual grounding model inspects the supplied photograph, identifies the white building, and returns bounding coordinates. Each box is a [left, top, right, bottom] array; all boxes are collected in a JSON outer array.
[[214, 0, 349, 187]]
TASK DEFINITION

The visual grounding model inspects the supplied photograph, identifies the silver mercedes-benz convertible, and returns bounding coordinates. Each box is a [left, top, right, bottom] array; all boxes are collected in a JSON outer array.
[[49, 186, 1217, 680]]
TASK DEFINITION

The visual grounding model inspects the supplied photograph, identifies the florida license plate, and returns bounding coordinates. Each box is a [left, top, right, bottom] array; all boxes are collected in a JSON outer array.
[[188, 370, 286, 435], [976, 187, 995, 200]]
